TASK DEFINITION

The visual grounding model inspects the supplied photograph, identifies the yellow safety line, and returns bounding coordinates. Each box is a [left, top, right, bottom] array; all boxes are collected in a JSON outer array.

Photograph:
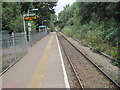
[[27, 35, 53, 88]]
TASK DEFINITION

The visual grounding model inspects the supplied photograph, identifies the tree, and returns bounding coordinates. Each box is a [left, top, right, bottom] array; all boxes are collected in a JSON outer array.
[[2, 2, 57, 32], [58, 2, 120, 61], [2, 2, 21, 31]]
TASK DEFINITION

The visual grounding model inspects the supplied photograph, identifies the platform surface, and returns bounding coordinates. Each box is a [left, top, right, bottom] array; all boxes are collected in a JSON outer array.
[[1, 32, 69, 88]]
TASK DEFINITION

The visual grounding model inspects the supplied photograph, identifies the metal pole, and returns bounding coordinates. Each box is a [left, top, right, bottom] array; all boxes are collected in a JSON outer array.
[[23, 15, 28, 50], [12, 32, 17, 61], [39, 27, 40, 32], [28, 27, 31, 46], [23, 15, 27, 38], [28, 10, 29, 15], [42, 21, 43, 25]]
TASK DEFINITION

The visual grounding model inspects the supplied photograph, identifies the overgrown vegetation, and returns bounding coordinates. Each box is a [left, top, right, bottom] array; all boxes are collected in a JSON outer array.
[[58, 2, 120, 66]]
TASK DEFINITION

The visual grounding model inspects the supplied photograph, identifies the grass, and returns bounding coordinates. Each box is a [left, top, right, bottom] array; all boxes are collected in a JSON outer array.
[[62, 26, 118, 59], [2, 64, 9, 71], [113, 56, 120, 67]]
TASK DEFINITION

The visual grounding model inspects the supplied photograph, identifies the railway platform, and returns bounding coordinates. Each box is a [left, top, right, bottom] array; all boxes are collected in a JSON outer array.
[[1, 32, 69, 88]]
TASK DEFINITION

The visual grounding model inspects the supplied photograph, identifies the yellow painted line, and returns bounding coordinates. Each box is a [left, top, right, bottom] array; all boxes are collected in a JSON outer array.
[[27, 35, 53, 88]]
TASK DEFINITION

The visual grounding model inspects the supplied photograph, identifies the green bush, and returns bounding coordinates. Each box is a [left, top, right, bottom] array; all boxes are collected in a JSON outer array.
[[113, 56, 120, 67], [2, 64, 9, 71], [62, 23, 118, 59]]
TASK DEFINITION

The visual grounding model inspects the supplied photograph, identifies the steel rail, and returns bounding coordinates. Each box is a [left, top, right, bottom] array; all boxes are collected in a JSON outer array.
[[59, 32, 120, 89], [57, 32, 84, 89]]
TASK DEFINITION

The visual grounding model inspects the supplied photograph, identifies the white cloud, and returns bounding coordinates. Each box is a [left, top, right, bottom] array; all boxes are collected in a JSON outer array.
[[54, 0, 76, 16]]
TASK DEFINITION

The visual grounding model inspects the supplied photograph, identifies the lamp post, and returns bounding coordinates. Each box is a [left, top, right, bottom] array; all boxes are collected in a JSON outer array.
[[32, 8, 39, 11], [28, 8, 38, 16], [23, 8, 38, 46], [23, 8, 38, 34], [23, 14, 27, 39]]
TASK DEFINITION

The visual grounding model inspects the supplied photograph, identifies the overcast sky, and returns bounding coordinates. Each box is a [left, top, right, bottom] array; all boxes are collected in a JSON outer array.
[[54, 0, 76, 16]]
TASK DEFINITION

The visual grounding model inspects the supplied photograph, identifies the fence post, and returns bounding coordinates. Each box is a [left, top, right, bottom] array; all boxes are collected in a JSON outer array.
[[7, 37, 10, 48], [12, 32, 17, 61], [28, 27, 31, 46]]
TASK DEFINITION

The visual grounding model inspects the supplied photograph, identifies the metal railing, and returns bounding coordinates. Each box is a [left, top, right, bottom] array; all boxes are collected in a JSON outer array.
[[1, 32, 28, 73], [1, 30, 48, 73], [29, 30, 48, 46]]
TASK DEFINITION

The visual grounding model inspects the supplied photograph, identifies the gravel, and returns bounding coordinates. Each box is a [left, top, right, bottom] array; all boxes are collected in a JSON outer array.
[[60, 43, 81, 88], [58, 33, 118, 88], [61, 32, 119, 84]]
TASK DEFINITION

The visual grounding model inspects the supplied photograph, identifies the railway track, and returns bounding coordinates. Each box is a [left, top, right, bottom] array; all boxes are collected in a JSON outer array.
[[57, 32, 120, 89]]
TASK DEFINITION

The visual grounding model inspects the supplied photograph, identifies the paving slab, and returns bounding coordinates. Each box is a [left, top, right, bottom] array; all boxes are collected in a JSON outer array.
[[42, 33, 66, 88], [1, 32, 69, 88]]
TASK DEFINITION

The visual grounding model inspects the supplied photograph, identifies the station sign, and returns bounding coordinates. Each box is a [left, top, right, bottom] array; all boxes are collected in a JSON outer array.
[[24, 16, 37, 21]]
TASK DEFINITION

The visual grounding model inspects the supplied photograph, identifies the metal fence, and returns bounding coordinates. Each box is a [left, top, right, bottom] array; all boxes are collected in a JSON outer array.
[[1, 32, 28, 73], [1, 30, 48, 73], [29, 30, 48, 46]]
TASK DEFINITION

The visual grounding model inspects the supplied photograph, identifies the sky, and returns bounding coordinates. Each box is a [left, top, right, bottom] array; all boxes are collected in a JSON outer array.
[[54, 0, 76, 16]]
